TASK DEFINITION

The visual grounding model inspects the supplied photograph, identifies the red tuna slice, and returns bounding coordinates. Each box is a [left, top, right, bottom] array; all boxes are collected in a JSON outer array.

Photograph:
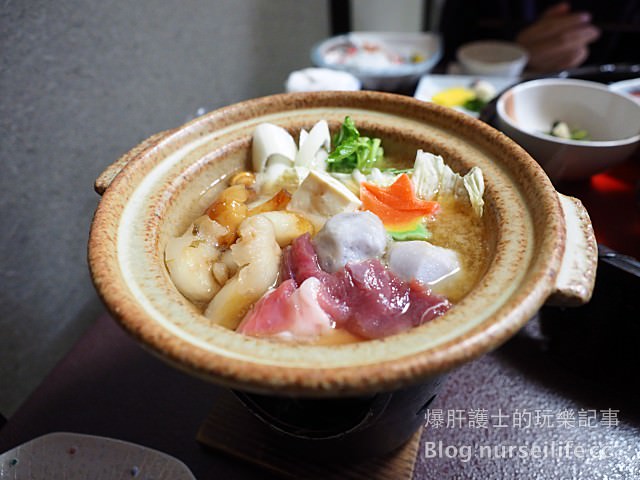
[[341, 260, 450, 339], [281, 233, 321, 285], [283, 234, 350, 321], [237, 278, 334, 340], [284, 235, 451, 340], [405, 279, 452, 325]]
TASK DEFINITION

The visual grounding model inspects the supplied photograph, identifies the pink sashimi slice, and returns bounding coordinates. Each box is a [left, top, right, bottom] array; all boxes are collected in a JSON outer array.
[[237, 277, 334, 340], [282, 233, 350, 321]]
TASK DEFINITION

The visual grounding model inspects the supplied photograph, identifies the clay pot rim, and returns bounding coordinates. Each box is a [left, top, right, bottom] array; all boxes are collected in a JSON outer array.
[[89, 91, 592, 396]]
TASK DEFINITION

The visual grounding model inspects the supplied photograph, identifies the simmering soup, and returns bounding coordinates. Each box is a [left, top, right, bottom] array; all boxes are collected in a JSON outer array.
[[164, 117, 489, 344]]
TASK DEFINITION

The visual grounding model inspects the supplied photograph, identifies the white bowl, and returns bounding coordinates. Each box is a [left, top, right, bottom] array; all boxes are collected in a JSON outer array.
[[609, 77, 640, 104], [496, 78, 640, 181], [285, 68, 361, 93], [457, 41, 528, 78], [311, 31, 441, 91]]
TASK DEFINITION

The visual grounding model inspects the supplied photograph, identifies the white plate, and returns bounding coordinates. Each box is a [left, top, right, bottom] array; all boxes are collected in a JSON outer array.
[[0, 432, 196, 480], [414, 74, 519, 117], [609, 77, 640, 104]]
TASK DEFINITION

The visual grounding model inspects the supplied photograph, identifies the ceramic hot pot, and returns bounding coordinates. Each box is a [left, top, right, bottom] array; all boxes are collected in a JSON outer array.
[[89, 91, 597, 458]]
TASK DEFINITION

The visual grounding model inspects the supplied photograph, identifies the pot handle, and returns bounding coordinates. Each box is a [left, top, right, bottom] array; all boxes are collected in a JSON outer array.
[[546, 193, 598, 306], [94, 130, 174, 195]]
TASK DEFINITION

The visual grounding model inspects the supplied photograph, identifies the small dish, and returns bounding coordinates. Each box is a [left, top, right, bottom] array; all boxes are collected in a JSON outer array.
[[478, 63, 640, 126], [609, 77, 640, 104], [311, 31, 441, 91], [414, 74, 519, 117], [0, 432, 196, 480], [456, 40, 528, 78], [285, 67, 361, 93], [496, 78, 640, 181]]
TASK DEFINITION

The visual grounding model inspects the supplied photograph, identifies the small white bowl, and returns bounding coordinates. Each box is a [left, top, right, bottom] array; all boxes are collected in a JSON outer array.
[[609, 77, 640, 104], [311, 31, 442, 91], [496, 78, 640, 181], [457, 41, 528, 78], [285, 68, 361, 93]]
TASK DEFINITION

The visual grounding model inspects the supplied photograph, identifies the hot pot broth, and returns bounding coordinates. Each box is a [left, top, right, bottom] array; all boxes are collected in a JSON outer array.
[[164, 118, 489, 344], [426, 198, 488, 302]]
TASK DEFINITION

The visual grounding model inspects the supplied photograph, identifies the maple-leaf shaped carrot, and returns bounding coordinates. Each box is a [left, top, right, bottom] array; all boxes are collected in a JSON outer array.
[[360, 173, 439, 225]]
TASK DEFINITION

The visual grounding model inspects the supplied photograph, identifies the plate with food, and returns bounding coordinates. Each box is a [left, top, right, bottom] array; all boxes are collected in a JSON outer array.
[[414, 74, 519, 117], [90, 90, 595, 396]]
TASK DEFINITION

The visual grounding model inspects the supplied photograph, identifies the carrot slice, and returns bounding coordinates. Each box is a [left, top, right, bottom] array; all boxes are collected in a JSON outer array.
[[360, 187, 426, 225], [361, 174, 438, 214], [360, 173, 439, 227]]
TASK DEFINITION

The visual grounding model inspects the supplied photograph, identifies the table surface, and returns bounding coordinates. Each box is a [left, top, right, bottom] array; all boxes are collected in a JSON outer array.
[[1, 148, 639, 480], [1, 305, 638, 480]]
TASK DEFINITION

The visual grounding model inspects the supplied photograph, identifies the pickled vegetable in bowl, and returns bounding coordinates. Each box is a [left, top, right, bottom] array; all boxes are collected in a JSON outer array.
[[547, 121, 589, 141], [164, 117, 489, 344]]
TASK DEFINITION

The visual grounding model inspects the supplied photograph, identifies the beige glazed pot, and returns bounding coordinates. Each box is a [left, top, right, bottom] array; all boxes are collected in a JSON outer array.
[[89, 91, 596, 396], [89, 90, 598, 419]]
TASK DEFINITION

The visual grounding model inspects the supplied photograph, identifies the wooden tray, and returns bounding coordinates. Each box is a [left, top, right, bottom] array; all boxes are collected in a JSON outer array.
[[197, 390, 422, 480]]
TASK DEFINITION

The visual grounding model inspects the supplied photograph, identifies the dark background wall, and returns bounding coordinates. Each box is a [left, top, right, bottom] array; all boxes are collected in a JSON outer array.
[[0, 0, 329, 416]]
